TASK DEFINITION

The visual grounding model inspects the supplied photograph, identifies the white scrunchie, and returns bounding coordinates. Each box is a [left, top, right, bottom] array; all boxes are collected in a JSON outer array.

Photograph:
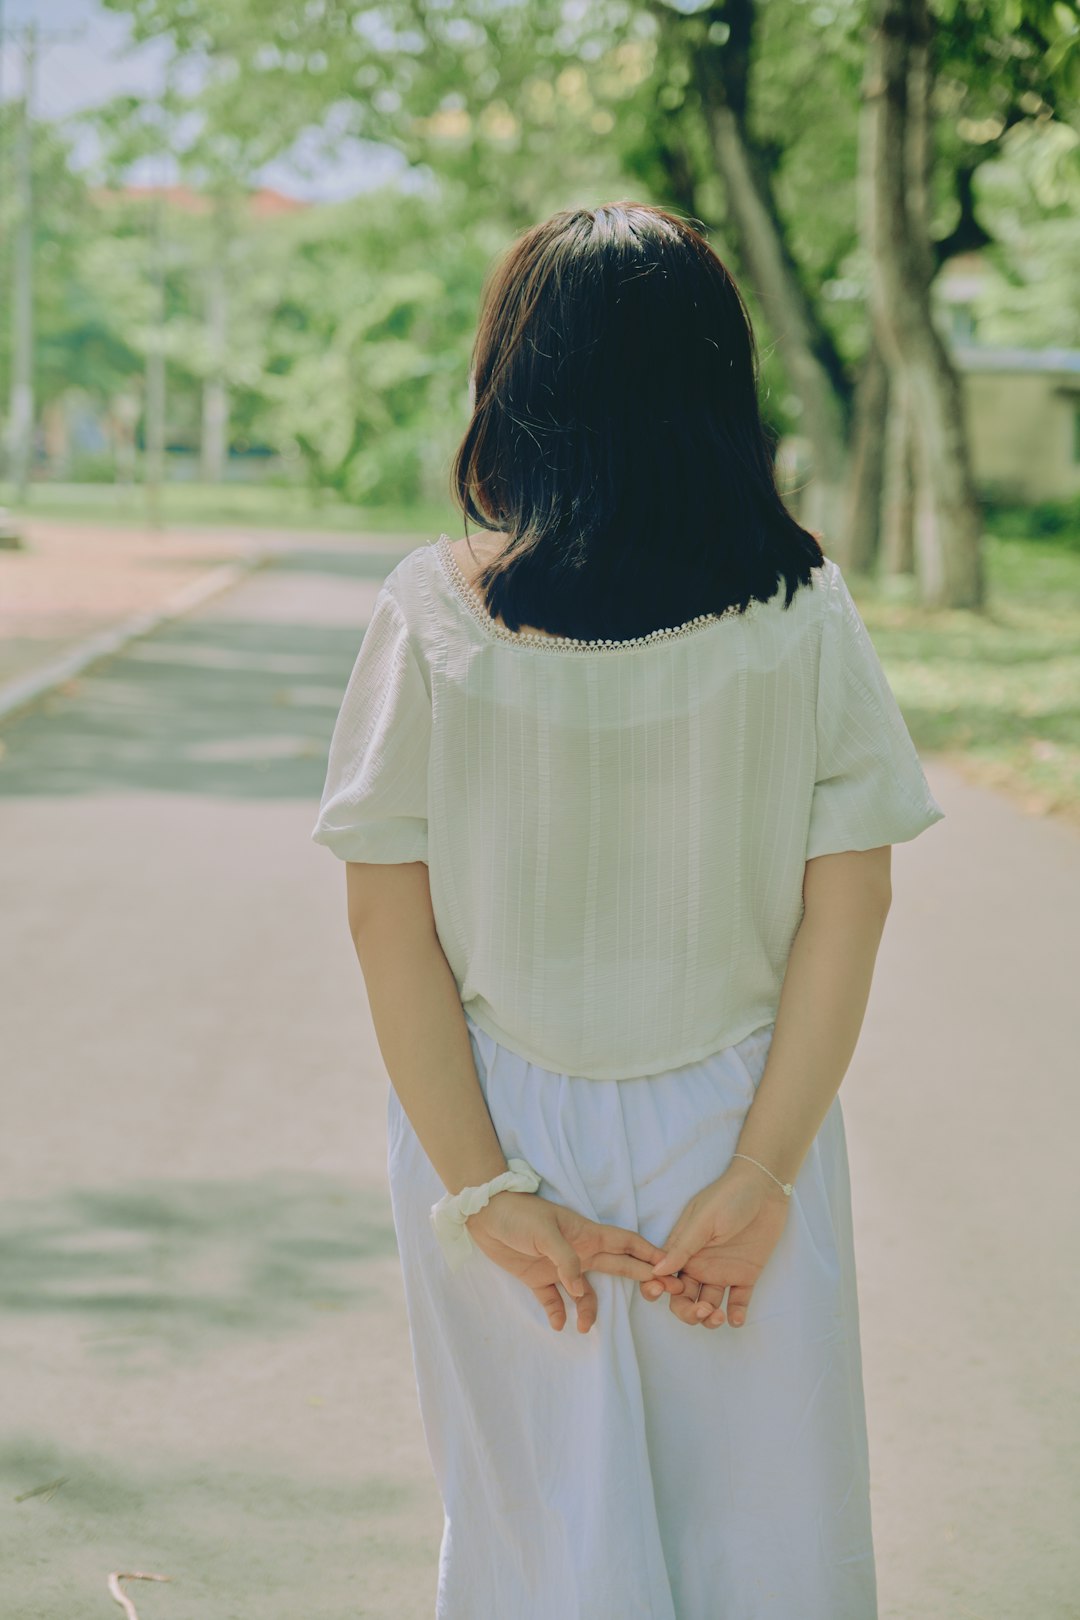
[[430, 1156, 542, 1273]]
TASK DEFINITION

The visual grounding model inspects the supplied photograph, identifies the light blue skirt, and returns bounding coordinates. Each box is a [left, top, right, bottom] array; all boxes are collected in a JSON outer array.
[[387, 1011, 877, 1620]]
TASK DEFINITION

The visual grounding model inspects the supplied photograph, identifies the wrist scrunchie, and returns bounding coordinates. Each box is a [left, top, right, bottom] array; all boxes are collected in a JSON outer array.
[[430, 1156, 542, 1273]]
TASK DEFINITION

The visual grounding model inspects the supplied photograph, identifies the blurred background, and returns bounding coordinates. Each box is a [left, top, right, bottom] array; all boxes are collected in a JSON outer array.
[[1, 0, 1079, 813], [1, 4, 1078, 1619]]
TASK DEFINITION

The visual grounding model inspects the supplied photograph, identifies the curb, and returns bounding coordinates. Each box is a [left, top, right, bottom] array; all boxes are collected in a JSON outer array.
[[0, 546, 272, 725]]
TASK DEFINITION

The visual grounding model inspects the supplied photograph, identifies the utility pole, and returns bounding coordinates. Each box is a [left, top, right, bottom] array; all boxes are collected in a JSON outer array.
[[141, 67, 179, 531], [8, 23, 36, 503], [144, 186, 167, 527], [0, 0, 6, 498], [0, 0, 4, 215], [200, 195, 229, 485], [0, 0, 18, 546]]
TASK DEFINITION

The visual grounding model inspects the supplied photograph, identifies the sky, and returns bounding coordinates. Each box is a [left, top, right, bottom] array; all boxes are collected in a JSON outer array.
[[0, 0, 414, 199]]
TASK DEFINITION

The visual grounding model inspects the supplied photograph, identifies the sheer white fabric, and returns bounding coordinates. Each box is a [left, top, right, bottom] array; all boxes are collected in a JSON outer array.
[[312, 536, 945, 1079], [387, 1010, 878, 1619]]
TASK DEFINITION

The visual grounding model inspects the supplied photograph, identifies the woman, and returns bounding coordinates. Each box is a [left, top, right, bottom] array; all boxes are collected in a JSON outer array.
[[312, 201, 945, 1620]]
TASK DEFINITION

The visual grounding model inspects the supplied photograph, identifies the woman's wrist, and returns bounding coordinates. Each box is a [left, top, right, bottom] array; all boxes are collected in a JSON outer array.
[[464, 1185, 524, 1228], [432, 1161, 542, 1272], [722, 1153, 795, 1206], [732, 1112, 805, 1193], [445, 1154, 512, 1199]]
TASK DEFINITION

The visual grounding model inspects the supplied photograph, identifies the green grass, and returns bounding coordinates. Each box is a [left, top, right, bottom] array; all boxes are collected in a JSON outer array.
[[847, 533, 1080, 825], [0, 479, 459, 538]]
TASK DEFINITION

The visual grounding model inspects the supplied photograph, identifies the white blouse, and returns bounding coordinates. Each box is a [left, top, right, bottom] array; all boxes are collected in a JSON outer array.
[[312, 533, 946, 1079]]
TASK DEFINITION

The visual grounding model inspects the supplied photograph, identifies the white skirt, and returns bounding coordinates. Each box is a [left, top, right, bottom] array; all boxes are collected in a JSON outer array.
[[386, 1011, 878, 1620]]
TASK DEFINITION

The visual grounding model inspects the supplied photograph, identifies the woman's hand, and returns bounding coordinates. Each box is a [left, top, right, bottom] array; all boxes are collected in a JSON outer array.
[[640, 1160, 792, 1329], [465, 1189, 682, 1334]]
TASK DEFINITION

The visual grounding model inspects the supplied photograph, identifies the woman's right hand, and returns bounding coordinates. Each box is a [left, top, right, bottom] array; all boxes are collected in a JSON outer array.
[[465, 1189, 682, 1334], [639, 1159, 792, 1328]]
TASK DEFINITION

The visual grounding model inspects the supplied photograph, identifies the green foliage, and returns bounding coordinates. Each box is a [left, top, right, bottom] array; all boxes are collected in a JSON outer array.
[[0, 98, 506, 503], [972, 118, 1080, 345], [243, 188, 489, 504], [0, 110, 138, 412], [7, 0, 1074, 508], [979, 492, 1080, 547]]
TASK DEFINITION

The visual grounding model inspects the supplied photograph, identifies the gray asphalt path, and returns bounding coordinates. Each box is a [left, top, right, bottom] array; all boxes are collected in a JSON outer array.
[[1, 541, 1076, 1620]]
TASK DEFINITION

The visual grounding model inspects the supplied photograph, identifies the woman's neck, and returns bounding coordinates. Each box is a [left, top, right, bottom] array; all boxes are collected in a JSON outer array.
[[448, 534, 563, 640]]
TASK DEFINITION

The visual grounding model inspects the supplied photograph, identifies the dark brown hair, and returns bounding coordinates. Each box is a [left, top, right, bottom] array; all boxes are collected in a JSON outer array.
[[450, 200, 825, 641]]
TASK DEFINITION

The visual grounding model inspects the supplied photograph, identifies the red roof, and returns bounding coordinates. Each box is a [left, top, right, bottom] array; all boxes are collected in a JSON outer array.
[[91, 184, 308, 216]]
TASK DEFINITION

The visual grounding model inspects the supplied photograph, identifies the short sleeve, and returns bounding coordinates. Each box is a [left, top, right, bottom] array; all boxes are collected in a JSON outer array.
[[311, 584, 431, 864], [805, 564, 945, 860]]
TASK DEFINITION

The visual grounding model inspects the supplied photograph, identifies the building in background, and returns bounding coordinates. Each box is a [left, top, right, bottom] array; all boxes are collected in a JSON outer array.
[[937, 254, 1080, 504]]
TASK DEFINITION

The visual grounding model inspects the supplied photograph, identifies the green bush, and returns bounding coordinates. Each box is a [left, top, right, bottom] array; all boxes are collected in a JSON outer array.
[[981, 495, 1080, 550], [62, 453, 121, 485]]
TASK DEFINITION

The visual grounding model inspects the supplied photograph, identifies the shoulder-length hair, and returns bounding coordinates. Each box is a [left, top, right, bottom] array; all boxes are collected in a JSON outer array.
[[450, 200, 825, 641]]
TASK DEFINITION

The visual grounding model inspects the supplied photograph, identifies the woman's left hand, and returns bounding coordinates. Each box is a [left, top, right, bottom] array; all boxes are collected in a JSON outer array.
[[464, 1190, 681, 1333], [639, 1159, 792, 1329]]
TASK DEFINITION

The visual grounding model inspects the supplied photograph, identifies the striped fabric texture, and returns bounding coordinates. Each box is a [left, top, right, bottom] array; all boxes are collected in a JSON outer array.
[[312, 538, 945, 1080]]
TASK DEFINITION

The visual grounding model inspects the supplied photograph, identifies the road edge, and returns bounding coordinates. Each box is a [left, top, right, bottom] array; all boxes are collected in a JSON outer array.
[[0, 546, 272, 725]]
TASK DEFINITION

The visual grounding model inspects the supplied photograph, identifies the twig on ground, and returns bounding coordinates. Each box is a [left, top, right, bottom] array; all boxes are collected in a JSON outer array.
[[107, 1571, 172, 1619], [13, 1476, 68, 1503]]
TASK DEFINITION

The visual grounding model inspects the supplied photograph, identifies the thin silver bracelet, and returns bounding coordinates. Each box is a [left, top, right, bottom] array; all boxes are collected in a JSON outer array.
[[731, 1152, 793, 1197]]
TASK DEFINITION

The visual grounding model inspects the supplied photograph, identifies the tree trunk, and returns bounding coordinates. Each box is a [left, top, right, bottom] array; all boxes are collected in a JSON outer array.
[[655, 116, 704, 223], [861, 0, 984, 608], [843, 339, 889, 573], [700, 97, 851, 541], [881, 381, 915, 576], [657, 1, 853, 546]]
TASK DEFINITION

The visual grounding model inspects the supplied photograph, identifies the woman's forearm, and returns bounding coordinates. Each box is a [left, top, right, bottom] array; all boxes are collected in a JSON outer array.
[[733, 860, 892, 1190], [352, 915, 509, 1197]]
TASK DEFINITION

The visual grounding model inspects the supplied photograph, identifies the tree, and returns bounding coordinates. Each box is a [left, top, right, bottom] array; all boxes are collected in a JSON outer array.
[[861, 0, 985, 607], [100, 0, 1080, 586], [859, 0, 1080, 607], [103, 0, 862, 533], [647, 1, 855, 543], [0, 108, 150, 483]]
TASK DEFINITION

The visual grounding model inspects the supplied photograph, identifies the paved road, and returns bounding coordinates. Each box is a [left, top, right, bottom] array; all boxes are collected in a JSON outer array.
[[0, 517, 266, 693], [1, 542, 1076, 1620]]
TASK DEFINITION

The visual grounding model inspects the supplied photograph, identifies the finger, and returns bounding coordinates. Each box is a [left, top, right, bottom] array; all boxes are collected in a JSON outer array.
[[596, 1224, 670, 1267], [589, 1253, 674, 1284], [667, 1287, 706, 1326], [651, 1224, 708, 1277], [539, 1233, 586, 1299], [570, 1276, 599, 1335], [640, 1274, 684, 1301], [532, 1282, 568, 1332], [726, 1284, 753, 1327], [666, 1276, 727, 1327], [582, 1254, 681, 1309], [649, 1217, 691, 1272], [694, 1284, 728, 1328], [584, 1252, 682, 1297], [663, 1273, 708, 1325]]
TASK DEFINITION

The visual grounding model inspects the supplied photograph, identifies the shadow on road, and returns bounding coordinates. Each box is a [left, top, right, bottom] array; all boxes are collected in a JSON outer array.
[[0, 550, 403, 800], [1, 1427, 434, 1620], [0, 1172, 398, 1360]]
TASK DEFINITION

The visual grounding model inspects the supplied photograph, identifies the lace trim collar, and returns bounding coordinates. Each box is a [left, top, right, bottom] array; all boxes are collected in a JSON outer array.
[[433, 533, 760, 654]]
